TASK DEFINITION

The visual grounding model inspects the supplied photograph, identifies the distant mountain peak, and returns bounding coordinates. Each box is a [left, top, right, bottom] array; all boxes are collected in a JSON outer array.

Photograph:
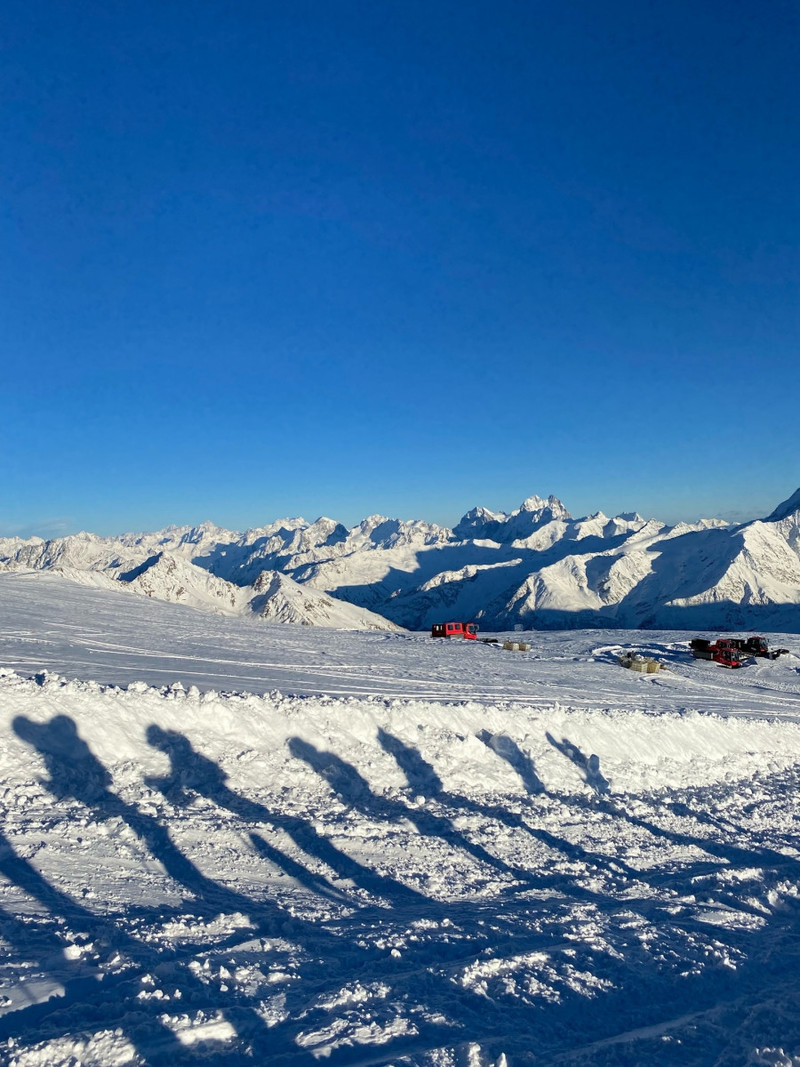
[[4, 488, 800, 632], [452, 506, 507, 541], [516, 494, 571, 520], [767, 488, 800, 522], [519, 495, 548, 512]]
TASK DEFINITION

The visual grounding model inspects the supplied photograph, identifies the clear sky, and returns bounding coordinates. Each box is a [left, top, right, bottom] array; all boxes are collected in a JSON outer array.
[[2, 0, 798, 538]]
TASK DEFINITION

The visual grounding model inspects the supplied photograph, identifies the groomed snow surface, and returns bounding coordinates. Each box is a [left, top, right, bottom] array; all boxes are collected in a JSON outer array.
[[1, 572, 800, 1066]]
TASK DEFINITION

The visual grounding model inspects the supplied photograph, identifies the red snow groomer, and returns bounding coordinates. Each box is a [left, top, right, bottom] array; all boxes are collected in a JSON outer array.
[[690, 635, 789, 666], [690, 638, 748, 668], [728, 636, 790, 659], [431, 622, 478, 640]]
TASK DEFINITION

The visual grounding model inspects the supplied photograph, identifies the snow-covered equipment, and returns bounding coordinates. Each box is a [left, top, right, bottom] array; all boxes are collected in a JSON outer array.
[[618, 652, 662, 673], [431, 622, 478, 640]]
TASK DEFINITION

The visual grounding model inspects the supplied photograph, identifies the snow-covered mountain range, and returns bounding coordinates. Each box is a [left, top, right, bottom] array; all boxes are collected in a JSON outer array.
[[2, 489, 800, 631]]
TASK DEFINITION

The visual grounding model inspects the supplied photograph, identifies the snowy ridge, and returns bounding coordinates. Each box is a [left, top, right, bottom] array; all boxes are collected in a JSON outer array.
[[4, 665, 800, 815], [249, 570, 404, 629], [2, 488, 800, 631], [767, 487, 800, 523]]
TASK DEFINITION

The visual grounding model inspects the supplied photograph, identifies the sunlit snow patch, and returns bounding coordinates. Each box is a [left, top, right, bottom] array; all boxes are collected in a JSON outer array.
[[164, 1010, 238, 1047]]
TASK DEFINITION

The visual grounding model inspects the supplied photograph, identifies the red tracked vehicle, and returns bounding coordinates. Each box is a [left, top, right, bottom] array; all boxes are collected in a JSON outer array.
[[690, 638, 747, 668], [431, 622, 478, 640], [690, 636, 789, 665], [728, 636, 790, 659]]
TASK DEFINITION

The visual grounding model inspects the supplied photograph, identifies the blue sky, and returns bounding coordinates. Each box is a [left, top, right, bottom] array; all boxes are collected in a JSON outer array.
[[2, 0, 798, 537]]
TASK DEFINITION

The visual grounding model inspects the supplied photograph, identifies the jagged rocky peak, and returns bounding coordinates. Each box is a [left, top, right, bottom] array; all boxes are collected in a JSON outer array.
[[500, 494, 571, 543], [452, 495, 571, 543], [291, 517, 348, 549], [352, 514, 399, 546], [351, 514, 449, 549], [516, 494, 572, 521], [262, 516, 309, 532], [461, 505, 507, 524], [452, 506, 507, 541], [251, 568, 283, 594], [239, 517, 310, 544], [309, 516, 343, 533], [358, 513, 390, 533], [175, 521, 234, 547], [767, 488, 800, 523]]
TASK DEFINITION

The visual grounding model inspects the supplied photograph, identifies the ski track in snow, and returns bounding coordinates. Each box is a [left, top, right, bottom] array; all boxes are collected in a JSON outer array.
[[0, 572, 800, 1066]]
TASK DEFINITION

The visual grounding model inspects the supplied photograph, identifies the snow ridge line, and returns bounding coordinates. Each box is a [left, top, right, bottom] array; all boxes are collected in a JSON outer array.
[[3, 666, 800, 808]]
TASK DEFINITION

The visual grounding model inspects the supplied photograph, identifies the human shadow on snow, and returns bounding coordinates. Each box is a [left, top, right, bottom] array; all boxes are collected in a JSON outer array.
[[10, 715, 362, 1065], [376, 726, 443, 796], [476, 729, 546, 794], [287, 735, 548, 890], [544, 730, 800, 879], [146, 724, 427, 907], [8, 714, 800, 1066], [544, 731, 800, 919], [546, 732, 611, 795]]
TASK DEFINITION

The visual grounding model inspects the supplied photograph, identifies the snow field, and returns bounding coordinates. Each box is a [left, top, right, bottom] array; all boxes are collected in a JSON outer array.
[[2, 669, 800, 1065], [1, 576, 800, 1064]]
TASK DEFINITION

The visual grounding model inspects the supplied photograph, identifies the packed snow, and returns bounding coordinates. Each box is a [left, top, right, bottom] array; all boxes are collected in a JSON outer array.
[[1, 571, 800, 1065]]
